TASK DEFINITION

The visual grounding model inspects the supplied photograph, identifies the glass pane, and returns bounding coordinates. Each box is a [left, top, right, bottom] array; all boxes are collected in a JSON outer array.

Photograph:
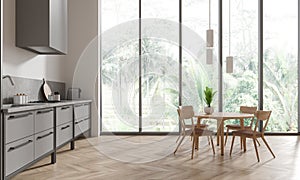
[[223, 0, 258, 126], [263, 0, 298, 132], [141, 0, 179, 132], [101, 0, 139, 132], [182, 0, 219, 116]]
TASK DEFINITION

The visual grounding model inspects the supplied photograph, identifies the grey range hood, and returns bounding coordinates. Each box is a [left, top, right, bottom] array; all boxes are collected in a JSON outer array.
[[16, 0, 67, 55]]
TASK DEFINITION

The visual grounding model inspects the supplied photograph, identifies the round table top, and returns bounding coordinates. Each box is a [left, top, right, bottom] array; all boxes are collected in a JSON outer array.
[[194, 112, 254, 119]]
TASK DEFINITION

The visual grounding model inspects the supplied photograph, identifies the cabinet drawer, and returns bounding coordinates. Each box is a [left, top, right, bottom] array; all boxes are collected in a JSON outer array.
[[75, 118, 90, 137], [56, 122, 73, 147], [5, 112, 34, 144], [35, 108, 54, 133], [35, 129, 54, 159], [56, 105, 73, 126], [5, 136, 34, 176], [74, 103, 90, 120]]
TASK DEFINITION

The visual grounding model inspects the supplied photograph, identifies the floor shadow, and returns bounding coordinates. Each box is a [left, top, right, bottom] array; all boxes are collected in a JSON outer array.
[[24, 162, 53, 171]]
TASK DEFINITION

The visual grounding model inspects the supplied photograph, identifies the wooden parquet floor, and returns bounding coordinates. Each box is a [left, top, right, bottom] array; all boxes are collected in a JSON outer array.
[[12, 135, 300, 180]]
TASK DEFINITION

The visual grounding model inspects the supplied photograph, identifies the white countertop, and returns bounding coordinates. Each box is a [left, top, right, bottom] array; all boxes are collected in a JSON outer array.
[[1, 100, 92, 113]]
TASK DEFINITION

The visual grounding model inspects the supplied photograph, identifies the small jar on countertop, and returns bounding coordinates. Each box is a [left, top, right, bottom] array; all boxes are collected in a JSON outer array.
[[13, 94, 23, 104]]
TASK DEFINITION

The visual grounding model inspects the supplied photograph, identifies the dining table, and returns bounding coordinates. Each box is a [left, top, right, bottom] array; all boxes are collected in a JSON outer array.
[[194, 112, 254, 156]]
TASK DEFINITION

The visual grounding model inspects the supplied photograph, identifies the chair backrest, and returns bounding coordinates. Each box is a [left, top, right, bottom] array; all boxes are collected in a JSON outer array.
[[178, 106, 194, 130], [240, 106, 257, 114], [253, 110, 272, 133], [177, 108, 183, 132], [179, 106, 194, 119], [240, 106, 257, 127]]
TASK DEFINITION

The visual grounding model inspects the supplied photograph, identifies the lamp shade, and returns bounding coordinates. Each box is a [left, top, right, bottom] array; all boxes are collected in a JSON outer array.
[[226, 56, 233, 73], [206, 48, 213, 64], [206, 29, 214, 47]]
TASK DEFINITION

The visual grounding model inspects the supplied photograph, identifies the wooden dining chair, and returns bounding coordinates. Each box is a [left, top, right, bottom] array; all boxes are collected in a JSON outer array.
[[225, 106, 258, 148], [174, 106, 208, 154], [229, 110, 275, 162], [191, 126, 215, 159]]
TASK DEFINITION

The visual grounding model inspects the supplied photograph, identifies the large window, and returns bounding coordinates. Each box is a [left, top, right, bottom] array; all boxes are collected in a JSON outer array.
[[101, 0, 139, 132], [223, 0, 258, 126], [182, 0, 218, 113], [101, 0, 299, 134], [141, 0, 179, 132], [263, 0, 298, 132]]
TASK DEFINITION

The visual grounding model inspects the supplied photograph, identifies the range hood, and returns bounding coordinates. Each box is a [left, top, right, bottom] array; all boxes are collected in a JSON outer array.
[[16, 0, 67, 54]]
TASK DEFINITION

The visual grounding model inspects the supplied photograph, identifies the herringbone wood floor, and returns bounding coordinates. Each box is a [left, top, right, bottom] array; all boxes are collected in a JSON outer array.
[[12, 135, 300, 180]]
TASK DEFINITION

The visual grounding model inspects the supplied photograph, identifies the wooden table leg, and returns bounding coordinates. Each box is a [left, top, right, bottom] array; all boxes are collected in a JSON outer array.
[[195, 117, 201, 150], [220, 119, 224, 156], [240, 118, 246, 151], [195, 137, 199, 150], [243, 136, 247, 152], [217, 120, 220, 146]]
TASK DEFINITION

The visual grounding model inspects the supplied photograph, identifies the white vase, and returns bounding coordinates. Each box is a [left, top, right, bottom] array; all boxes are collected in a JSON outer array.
[[204, 107, 214, 114]]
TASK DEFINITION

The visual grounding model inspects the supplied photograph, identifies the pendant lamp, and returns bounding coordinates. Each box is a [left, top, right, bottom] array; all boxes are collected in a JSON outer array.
[[206, 0, 213, 64], [226, 0, 233, 73]]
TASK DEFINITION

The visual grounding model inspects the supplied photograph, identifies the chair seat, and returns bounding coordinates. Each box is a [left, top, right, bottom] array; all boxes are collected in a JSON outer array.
[[192, 127, 215, 159], [186, 124, 208, 128], [194, 127, 214, 136], [232, 129, 262, 137], [226, 124, 251, 129], [184, 124, 208, 136]]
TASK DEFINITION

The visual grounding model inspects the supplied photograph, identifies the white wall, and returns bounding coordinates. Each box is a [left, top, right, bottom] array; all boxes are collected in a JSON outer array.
[[66, 0, 99, 136], [3, 0, 66, 82], [3, 0, 100, 136]]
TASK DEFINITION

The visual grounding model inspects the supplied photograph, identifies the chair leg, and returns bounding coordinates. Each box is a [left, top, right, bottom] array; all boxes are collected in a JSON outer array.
[[197, 136, 200, 151], [240, 136, 243, 150], [207, 136, 210, 145], [225, 128, 229, 145], [191, 135, 196, 159], [261, 137, 276, 158], [210, 135, 215, 154], [253, 138, 260, 162], [230, 135, 236, 156], [176, 133, 181, 143], [256, 138, 261, 146], [243, 136, 247, 152], [174, 135, 186, 154]]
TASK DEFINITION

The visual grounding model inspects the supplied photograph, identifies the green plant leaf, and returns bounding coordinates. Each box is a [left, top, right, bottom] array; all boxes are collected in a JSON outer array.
[[203, 86, 216, 107]]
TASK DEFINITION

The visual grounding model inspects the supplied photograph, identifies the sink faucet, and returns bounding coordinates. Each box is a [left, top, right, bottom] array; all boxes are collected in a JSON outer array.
[[2, 75, 15, 86]]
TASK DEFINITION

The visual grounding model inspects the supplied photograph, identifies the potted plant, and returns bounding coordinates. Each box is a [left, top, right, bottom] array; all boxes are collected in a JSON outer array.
[[203, 86, 217, 114]]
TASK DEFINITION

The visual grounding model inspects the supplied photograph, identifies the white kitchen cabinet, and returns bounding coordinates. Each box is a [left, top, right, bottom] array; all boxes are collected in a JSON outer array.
[[2, 100, 91, 179], [34, 129, 54, 159], [56, 105, 73, 126], [75, 118, 90, 137], [35, 108, 54, 133], [74, 103, 90, 137], [5, 112, 34, 144], [5, 136, 34, 176], [74, 103, 89, 120], [56, 122, 73, 147]]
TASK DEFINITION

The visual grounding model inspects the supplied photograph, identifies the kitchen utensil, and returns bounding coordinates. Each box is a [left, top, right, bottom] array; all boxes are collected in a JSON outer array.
[[52, 92, 61, 101], [42, 78, 52, 101], [13, 95, 23, 104], [67, 88, 81, 100]]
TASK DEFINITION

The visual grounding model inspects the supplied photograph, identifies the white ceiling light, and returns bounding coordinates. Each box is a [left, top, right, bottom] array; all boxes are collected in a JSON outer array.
[[206, 48, 213, 64], [206, 0, 213, 64], [226, 0, 233, 73]]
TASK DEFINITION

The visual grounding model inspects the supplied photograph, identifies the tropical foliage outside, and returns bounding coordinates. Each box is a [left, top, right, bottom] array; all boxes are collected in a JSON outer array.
[[101, 0, 298, 132]]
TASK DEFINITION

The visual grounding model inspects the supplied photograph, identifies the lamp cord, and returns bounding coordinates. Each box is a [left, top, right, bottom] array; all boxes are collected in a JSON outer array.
[[209, 0, 211, 29], [229, 0, 231, 55]]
